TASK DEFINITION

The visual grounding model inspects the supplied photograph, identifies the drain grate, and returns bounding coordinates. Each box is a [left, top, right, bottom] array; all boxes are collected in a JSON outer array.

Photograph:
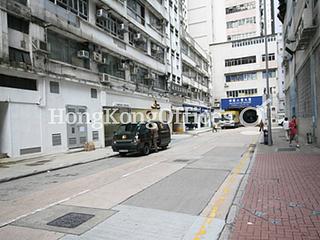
[[277, 148, 297, 152], [47, 212, 95, 228], [173, 159, 191, 163]]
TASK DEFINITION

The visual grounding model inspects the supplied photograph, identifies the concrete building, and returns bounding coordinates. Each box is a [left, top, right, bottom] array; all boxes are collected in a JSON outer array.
[[278, 0, 319, 145], [185, 0, 284, 124], [0, 0, 212, 158]]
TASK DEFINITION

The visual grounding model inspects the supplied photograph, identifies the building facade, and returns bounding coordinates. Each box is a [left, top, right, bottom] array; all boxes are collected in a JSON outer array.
[[0, 0, 212, 158], [185, 0, 284, 124], [278, 0, 319, 145]]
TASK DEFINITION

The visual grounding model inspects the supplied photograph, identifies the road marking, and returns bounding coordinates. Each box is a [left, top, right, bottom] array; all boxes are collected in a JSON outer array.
[[121, 162, 160, 178], [0, 189, 90, 228], [192, 140, 257, 240]]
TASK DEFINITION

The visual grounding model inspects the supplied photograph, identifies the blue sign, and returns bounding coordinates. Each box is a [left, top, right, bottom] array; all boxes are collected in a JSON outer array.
[[221, 96, 263, 110]]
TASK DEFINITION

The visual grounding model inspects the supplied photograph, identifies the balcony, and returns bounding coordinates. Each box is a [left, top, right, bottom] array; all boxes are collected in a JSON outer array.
[[295, 8, 317, 50]]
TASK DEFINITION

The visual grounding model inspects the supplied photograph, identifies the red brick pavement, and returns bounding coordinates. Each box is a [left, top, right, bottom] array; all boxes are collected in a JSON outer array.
[[231, 153, 320, 240]]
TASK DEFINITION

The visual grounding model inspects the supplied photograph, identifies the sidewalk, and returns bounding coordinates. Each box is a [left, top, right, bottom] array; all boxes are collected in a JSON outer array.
[[229, 128, 320, 240], [0, 147, 116, 183]]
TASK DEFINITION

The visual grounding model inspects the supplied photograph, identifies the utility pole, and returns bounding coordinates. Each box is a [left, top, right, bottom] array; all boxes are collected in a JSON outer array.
[[263, 0, 273, 146]]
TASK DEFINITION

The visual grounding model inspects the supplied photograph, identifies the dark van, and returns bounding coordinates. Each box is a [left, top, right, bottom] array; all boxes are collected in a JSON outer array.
[[112, 121, 171, 156]]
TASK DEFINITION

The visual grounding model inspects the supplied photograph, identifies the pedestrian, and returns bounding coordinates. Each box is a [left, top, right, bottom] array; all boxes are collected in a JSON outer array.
[[282, 117, 290, 141], [289, 115, 299, 147], [212, 122, 218, 133], [149, 122, 159, 152], [259, 120, 264, 132]]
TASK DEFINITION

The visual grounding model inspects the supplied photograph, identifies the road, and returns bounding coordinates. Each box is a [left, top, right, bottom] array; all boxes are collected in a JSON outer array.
[[0, 127, 260, 240]]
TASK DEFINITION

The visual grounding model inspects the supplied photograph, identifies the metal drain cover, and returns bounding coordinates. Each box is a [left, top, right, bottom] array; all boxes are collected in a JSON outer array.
[[277, 148, 296, 152], [47, 212, 95, 228], [173, 159, 190, 163]]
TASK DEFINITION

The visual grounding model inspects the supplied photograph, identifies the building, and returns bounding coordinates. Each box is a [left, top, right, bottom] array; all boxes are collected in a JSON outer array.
[[184, 0, 284, 124], [0, 0, 212, 158], [278, 0, 319, 145]]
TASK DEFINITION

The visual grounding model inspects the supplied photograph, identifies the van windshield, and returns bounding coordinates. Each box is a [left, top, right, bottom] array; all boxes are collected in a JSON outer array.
[[116, 124, 138, 133]]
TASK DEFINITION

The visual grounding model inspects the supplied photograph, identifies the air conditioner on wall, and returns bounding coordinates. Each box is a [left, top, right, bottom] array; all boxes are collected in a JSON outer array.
[[96, 9, 108, 18], [93, 51, 102, 63], [100, 73, 110, 84], [32, 39, 49, 53], [119, 23, 128, 33], [77, 50, 89, 59]]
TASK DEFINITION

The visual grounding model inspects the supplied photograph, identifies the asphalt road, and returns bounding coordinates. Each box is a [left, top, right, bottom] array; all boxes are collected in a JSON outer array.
[[0, 127, 260, 240]]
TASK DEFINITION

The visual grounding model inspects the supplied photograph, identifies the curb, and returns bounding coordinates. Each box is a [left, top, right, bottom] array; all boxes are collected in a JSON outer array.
[[218, 139, 259, 240], [0, 153, 118, 184]]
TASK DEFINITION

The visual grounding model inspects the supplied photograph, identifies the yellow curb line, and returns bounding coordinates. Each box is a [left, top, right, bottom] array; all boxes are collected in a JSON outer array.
[[192, 140, 257, 240]]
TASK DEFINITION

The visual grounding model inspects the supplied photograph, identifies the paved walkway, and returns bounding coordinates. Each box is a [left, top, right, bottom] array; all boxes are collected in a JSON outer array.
[[230, 128, 320, 240]]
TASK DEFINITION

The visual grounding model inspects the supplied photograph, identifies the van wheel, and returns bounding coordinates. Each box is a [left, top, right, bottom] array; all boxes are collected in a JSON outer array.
[[161, 145, 168, 150], [142, 144, 150, 155]]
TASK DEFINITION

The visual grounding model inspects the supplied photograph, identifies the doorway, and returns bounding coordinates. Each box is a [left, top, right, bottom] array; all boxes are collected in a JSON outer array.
[[66, 105, 88, 149]]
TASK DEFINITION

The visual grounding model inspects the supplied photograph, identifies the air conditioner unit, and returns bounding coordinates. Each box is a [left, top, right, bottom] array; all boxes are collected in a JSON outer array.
[[100, 73, 110, 84], [151, 44, 158, 51], [93, 51, 102, 62], [119, 23, 128, 33], [96, 9, 108, 19], [102, 58, 108, 64], [145, 72, 156, 79], [134, 33, 145, 43], [77, 50, 89, 59], [118, 62, 127, 70], [132, 67, 139, 75], [32, 39, 49, 53]]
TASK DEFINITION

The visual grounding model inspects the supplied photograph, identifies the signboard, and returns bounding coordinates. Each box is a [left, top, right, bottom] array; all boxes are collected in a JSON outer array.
[[221, 96, 263, 110], [183, 104, 211, 113]]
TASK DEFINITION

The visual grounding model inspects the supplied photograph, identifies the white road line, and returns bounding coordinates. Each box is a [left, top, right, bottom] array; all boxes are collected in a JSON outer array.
[[0, 189, 90, 228], [121, 162, 160, 178]]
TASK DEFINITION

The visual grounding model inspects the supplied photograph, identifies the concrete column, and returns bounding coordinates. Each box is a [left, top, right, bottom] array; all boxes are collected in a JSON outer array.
[[310, 51, 318, 143], [0, 10, 9, 62]]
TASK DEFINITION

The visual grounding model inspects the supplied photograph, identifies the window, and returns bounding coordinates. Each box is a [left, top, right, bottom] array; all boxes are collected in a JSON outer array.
[[50, 81, 60, 94], [52, 133, 62, 146], [227, 88, 257, 98], [98, 53, 125, 79], [7, 15, 29, 34], [151, 42, 164, 63], [49, 0, 88, 20], [127, 0, 145, 25], [92, 131, 99, 141], [225, 72, 257, 82], [225, 56, 256, 67], [181, 40, 188, 55], [91, 88, 97, 98], [262, 69, 277, 79], [226, 1, 255, 14], [0, 74, 37, 91], [226, 17, 256, 29], [47, 30, 90, 69], [262, 53, 275, 62], [9, 47, 31, 65], [149, 12, 163, 32], [96, 13, 124, 40]]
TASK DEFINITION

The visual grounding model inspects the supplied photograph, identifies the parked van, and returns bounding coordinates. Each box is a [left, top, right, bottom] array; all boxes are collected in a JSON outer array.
[[112, 121, 171, 156]]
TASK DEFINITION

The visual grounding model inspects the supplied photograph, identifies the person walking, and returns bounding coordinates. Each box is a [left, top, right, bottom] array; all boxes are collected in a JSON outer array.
[[259, 120, 264, 132], [149, 122, 159, 152], [282, 117, 290, 141], [289, 116, 299, 147]]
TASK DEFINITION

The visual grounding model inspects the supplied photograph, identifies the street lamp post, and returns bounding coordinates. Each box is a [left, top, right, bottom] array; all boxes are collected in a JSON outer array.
[[263, 0, 273, 146]]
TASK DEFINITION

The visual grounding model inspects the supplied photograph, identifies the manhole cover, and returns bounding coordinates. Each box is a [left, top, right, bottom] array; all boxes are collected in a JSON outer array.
[[173, 159, 190, 163], [277, 148, 296, 152], [47, 212, 95, 228], [270, 219, 281, 225]]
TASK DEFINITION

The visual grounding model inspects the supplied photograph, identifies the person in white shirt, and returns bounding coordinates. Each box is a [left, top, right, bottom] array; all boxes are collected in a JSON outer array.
[[282, 117, 290, 141]]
